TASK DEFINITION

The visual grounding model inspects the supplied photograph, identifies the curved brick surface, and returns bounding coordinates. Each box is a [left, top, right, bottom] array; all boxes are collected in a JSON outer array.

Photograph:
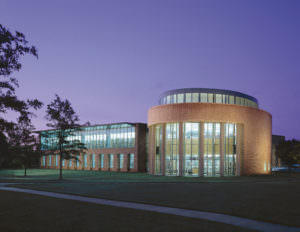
[[148, 103, 272, 175]]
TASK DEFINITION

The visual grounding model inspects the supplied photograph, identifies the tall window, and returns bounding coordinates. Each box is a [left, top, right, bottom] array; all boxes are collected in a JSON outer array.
[[119, 154, 124, 169], [42, 156, 46, 166], [49, 155, 52, 166], [204, 123, 220, 176], [84, 154, 87, 168], [129, 153, 134, 169], [184, 123, 200, 176], [56, 155, 59, 167], [224, 123, 237, 176], [69, 157, 72, 167], [155, 125, 162, 174], [91, 154, 95, 168], [100, 154, 104, 168], [62, 158, 65, 167], [76, 155, 80, 168], [165, 123, 179, 176], [109, 154, 114, 169]]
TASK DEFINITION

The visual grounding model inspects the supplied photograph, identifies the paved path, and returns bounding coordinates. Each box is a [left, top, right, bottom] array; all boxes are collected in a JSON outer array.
[[1, 184, 300, 232]]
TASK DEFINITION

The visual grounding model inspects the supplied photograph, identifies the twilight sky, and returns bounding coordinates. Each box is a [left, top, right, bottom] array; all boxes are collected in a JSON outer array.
[[1, 0, 300, 139]]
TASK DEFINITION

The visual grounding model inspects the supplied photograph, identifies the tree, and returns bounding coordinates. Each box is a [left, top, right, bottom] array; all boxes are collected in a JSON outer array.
[[8, 121, 40, 176], [45, 95, 86, 180], [275, 139, 300, 169], [0, 24, 43, 168]]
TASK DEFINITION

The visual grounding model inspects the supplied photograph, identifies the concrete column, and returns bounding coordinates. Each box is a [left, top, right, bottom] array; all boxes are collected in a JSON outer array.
[[199, 123, 204, 177], [178, 122, 183, 176]]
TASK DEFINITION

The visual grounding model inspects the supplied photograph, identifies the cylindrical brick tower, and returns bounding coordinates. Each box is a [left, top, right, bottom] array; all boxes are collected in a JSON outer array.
[[147, 88, 272, 176]]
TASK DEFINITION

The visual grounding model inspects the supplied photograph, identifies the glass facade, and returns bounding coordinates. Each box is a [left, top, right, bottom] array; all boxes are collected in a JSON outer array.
[[153, 122, 238, 177], [129, 153, 134, 169], [204, 123, 220, 176], [76, 155, 80, 168], [84, 154, 87, 168], [41, 123, 136, 151], [183, 122, 200, 176], [91, 154, 95, 168], [56, 155, 59, 167], [100, 154, 104, 168], [224, 123, 237, 176], [165, 123, 179, 176], [160, 92, 258, 108], [155, 125, 162, 174], [109, 154, 114, 169], [119, 154, 124, 169]]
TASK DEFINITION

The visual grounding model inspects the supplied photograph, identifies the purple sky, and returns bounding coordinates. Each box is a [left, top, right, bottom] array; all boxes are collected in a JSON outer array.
[[2, 0, 300, 139]]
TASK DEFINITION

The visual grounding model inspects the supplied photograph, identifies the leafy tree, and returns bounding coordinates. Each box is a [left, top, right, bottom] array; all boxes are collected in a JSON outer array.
[[8, 121, 40, 176], [275, 139, 300, 169], [0, 24, 43, 168], [45, 94, 86, 180]]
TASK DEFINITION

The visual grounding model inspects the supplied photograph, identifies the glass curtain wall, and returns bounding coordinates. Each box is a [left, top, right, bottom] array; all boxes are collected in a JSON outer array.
[[160, 93, 258, 108], [41, 124, 136, 151], [183, 123, 200, 176], [224, 123, 237, 176], [165, 123, 179, 176], [204, 123, 221, 176], [155, 125, 162, 174]]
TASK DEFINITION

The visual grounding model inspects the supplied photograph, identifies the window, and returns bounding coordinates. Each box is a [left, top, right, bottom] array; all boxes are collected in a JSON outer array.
[[100, 154, 104, 168], [49, 155, 52, 166], [192, 93, 199, 102], [165, 123, 179, 176], [119, 154, 124, 169], [109, 154, 114, 169], [56, 155, 59, 167], [229, 96, 234, 104], [177, 94, 184, 103], [185, 93, 192, 103], [129, 153, 134, 169], [69, 157, 72, 167], [216, 94, 222, 103], [42, 156, 46, 166], [84, 154, 87, 168], [200, 93, 207, 103], [91, 154, 95, 168], [184, 122, 200, 176], [62, 158, 65, 167], [224, 123, 237, 176], [76, 155, 80, 168], [166, 95, 171, 104], [208, 93, 213, 103], [204, 123, 220, 176], [155, 125, 163, 174]]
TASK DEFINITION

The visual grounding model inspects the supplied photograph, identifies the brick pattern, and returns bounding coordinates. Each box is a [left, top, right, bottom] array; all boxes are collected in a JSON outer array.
[[148, 103, 272, 176]]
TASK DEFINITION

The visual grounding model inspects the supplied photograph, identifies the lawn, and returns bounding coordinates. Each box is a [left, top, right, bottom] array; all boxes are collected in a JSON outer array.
[[1, 169, 300, 228], [0, 190, 253, 232]]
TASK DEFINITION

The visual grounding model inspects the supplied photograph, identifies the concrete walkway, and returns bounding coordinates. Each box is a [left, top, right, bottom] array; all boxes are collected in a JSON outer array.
[[1, 184, 300, 232]]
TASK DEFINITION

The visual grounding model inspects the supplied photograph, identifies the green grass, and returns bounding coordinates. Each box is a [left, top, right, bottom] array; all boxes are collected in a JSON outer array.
[[1, 169, 300, 228], [0, 190, 254, 232]]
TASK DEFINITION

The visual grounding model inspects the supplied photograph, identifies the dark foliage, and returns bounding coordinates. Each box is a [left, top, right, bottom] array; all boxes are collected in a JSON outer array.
[[275, 139, 300, 167], [45, 95, 86, 179], [0, 24, 43, 169]]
